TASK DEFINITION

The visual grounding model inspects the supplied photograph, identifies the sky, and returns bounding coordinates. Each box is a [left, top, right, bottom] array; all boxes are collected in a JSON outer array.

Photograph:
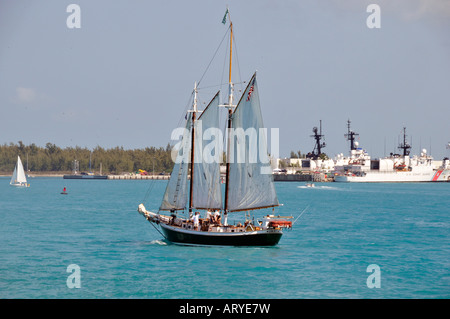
[[1, 0, 449, 160]]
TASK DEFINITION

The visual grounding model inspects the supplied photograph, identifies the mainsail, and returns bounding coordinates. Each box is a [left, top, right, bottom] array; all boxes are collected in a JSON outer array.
[[192, 92, 223, 210], [160, 92, 223, 212], [160, 75, 278, 213], [225, 74, 279, 212]]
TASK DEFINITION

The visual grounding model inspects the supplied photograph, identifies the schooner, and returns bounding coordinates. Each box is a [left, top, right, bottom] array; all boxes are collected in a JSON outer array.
[[138, 10, 292, 246]]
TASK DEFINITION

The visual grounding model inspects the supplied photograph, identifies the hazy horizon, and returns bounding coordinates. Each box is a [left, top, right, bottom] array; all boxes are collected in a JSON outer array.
[[1, 0, 449, 160]]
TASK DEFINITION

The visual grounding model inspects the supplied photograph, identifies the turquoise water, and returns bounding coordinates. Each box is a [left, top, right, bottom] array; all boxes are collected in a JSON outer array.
[[0, 177, 448, 298]]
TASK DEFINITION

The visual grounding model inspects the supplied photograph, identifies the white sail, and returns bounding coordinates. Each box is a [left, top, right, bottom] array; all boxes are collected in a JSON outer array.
[[226, 74, 279, 212], [192, 92, 223, 210], [10, 156, 28, 186], [10, 166, 17, 185], [160, 115, 192, 211]]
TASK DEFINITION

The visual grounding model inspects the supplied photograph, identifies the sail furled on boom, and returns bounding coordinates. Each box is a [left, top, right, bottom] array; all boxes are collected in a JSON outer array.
[[192, 92, 223, 210], [160, 115, 192, 211], [226, 74, 279, 212]]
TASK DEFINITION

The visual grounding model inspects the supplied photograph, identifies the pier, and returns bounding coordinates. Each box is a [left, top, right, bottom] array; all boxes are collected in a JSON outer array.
[[273, 172, 333, 182], [107, 174, 170, 180], [273, 174, 312, 182]]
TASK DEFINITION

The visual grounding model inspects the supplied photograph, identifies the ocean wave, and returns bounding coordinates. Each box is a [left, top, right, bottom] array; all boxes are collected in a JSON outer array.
[[297, 185, 339, 190], [414, 221, 448, 228], [149, 239, 168, 246]]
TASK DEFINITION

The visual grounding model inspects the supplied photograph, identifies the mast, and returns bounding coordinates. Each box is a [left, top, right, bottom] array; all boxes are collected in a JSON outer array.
[[224, 107, 232, 212], [310, 120, 326, 159], [188, 82, 198, 214], [228, 22, 234, 107], [398, 126, 411, 156], [344, 119, 359, 151], [223, 9, 234, 213]]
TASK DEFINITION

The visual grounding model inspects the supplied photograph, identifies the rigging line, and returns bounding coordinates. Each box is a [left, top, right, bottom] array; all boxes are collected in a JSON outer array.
[[292, 205, 310, 225], [142, 85, 193, 205], [198, 80, 247, 90], [168, 91, 195, 150], [230, 26, 243, 93], [198, 25, 231, 87], [197, 82, 226, 90], [149, 220, 167, 240], [220, 30, 230, 93], [142, 178, 156, 203]]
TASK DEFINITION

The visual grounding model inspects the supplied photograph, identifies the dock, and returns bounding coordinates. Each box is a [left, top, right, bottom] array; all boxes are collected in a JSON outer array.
[[273, 173, 333, 182], [273, 174, 312, 182], [107, 174, 170, 180]]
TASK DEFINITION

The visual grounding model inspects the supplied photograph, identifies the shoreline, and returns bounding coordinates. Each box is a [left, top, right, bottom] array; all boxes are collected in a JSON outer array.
[[0, 173, 170, 180], [0, 173, 64, 177]]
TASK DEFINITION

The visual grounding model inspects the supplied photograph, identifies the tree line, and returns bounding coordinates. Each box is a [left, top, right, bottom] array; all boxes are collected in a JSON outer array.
[[0, 141, 174, 174]]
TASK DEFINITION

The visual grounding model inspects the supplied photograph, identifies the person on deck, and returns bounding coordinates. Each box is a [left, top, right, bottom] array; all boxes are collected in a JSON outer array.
[[223, 212, 228, 226], [213, 210, 221, 225], [206, 211, 213, 223], [193, 212, 200, 231]]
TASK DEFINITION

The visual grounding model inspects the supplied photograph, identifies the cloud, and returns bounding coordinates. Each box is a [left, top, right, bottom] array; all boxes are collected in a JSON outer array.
[[390, 0, 450, 21], [15, 87, 37, 103], [331, 0, 450, 20], [12, 87, 54, 110]]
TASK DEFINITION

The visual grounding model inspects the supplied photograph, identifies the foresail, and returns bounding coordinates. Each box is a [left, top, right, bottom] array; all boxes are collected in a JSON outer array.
[[16, 156, 27, 184], [160, 115, 192, 211], [192, 92, 222, 210], [10, 165, 17, 185], [226, 74, 279, 212]]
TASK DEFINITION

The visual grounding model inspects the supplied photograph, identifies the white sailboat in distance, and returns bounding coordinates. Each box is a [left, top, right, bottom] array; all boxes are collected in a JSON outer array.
[[10, 156, 30, 187]]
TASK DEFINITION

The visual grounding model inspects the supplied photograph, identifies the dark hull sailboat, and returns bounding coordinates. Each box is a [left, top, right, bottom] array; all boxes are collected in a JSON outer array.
[[160, 223, 282, 246], [138, 9, 292, 246], [138, 204, 290, 246]]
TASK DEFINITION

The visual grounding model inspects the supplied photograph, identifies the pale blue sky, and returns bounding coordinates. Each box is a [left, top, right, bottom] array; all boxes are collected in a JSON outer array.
[[1, 0, 449, 159]]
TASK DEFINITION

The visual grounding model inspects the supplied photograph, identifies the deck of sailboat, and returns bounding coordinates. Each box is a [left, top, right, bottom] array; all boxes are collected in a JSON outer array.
[[10, 183, 29, 187]]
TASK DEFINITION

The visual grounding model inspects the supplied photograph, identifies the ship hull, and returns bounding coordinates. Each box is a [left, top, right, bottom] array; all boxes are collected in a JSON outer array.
[[159, 223, 283, 246], [10, 183, 29, 187], [334, 169, 450, 182], [334, 174, 432, 182]]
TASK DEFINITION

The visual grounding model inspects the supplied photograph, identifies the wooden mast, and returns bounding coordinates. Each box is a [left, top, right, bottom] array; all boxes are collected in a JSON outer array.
[[228, 22, 233, 86], [224, 108, 232, 213], [224, 12, 233, 213], [188, 82, 198, 214]]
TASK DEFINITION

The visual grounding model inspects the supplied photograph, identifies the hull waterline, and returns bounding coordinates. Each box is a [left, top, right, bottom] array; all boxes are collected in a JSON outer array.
[[159, 223, 283, 246]]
